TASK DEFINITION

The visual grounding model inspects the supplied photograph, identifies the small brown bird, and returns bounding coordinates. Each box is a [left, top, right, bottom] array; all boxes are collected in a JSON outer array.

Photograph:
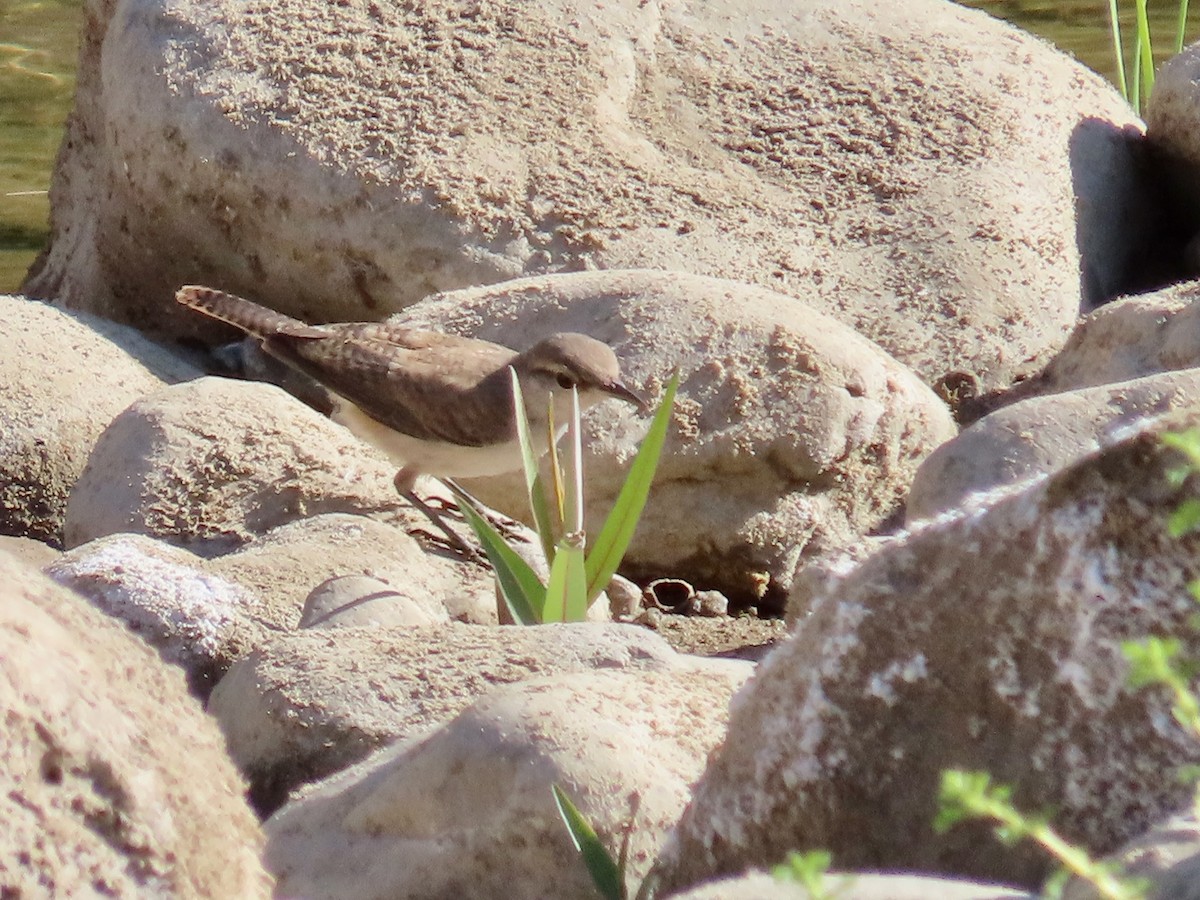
[[175, 286, 644, 492]]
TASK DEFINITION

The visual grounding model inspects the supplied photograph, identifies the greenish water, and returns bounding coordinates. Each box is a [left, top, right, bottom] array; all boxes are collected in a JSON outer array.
[[0, 2, 1193, 293], [959, 1, 1197, 86], [1, 0, 78, 292]]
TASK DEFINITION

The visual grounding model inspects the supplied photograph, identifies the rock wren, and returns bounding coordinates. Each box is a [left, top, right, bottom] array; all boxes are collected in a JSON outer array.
[[175, 286, 645, 492]]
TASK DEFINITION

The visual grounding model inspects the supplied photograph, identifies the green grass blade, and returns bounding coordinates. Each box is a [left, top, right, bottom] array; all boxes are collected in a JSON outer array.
[[1163, 428, 1200, 470], [565, 386, 584, 536], [542, 540, 569, 623], [1131, 38, 1143, 112], [585, 372, 679, 602], [1176, 0, 1190, 54], [542, 537, 587, 622], [1134, 0, 1154, 102], [563, 539, 589, 622], [450, 483, 546, 624], [1107, 0, 1129, 100], [552, 785, 624, 900], [510, 368, 557, 563]]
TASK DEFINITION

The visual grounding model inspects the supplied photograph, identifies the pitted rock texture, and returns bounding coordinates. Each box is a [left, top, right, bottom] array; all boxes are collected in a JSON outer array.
[[1021, 280, 1200, 396], [64, 376, 402, 552], [651, 412, 1200, 893], [264, 663, 751, 900], [0, 294, 199, 545], [396, 269, 957, 604], [0, 549, 272, 896], [907, 367, 1200, 521], [209, 621, 686, 812], [28, 0, 1143, 401]]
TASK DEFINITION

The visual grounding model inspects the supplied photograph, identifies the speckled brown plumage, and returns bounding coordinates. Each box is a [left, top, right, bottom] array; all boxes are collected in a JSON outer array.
[[175, 285, 642, 480]]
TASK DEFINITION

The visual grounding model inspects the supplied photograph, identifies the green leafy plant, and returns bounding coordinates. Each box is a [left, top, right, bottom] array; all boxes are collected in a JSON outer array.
[[553, 784, 640, 900], [771, 849, 842, 899], [452, 370, 679, 625], [1124, 633, 1200, 738], [1163, 427, 1200, 537], [1121, 428, 1200, 782], [1126, 429, 1200, 741], [1106, 0, 1192, 113], [935, 770, 1149, 900], [933, 427, 1200, 900]]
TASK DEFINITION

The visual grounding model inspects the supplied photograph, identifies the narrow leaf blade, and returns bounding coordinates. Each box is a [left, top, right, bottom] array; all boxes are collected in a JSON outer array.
[[543, 542, 571, 623], [560, 539, 589, 622], [450, 484, 546, 624], [565, 386, 584, 535], [552, 785, 624, 900], [510, 368, 557, 563], [542, 536, 588, 623], [548, 396, 566, 524], [585, 372, 679, 601]]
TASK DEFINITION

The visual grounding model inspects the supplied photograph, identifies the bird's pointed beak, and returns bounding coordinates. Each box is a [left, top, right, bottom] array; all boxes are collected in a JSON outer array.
[[603, 380, 650, 415]]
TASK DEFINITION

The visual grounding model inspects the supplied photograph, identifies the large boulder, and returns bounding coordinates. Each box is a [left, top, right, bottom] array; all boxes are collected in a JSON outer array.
[[650, 410, 1200, 893], [0, 549, 272, 896], [399, 269, 957, 604], [671, 872, 1031, 900], [0, 294, 199, 545], [209, 621, 685, 812], [1021, 280, 1200, 396], [1145, 42, 1200, 268], [64, 376, 403, 552], [46, 533, 254, 694], [1063, 809, 1200, 900], [48, 512, 503, 695], [906, 367, 1200, 521], [29, 0, 1143, 400], [264, 662, 751, 900]]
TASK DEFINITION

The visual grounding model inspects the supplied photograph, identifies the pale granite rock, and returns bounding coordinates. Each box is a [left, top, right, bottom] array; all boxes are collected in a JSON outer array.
[[0, 549, 272, 896]]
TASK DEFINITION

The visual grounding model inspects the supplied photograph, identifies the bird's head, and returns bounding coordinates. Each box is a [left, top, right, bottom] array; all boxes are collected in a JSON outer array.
[[517, 333, 646, 421]]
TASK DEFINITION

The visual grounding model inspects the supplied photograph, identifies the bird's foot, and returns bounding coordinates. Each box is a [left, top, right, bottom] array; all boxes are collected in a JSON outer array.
[[401, 489, 490, 566], [408, 526, 490, 566]]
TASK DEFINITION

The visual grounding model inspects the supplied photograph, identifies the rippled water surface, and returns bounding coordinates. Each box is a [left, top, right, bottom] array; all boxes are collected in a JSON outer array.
[[0, 2, 1191, 292]]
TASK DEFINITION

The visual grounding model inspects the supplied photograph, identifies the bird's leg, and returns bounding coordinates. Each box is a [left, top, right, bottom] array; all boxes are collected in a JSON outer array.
[[394, 468, 487, 564], [393, 466, 419, 494]]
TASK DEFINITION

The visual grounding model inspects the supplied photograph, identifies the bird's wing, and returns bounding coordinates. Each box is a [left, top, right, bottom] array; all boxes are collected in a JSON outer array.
[[263, 325, 518, 446]]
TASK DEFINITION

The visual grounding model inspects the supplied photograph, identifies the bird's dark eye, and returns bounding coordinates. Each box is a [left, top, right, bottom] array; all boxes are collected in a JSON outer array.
[[555, 373, 576, 390]]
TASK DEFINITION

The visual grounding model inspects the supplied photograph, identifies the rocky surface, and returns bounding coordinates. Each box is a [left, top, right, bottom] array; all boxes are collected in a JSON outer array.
[[9, 0, 1200, 897], [399, 269, 957, 605], [207, 512, 490, 625], [209, 621, 691, 812], [671, 872, 1031, 899], [0, 548, 272, 896], [27, 0, 1144, 403], [1018, 281, 1200, 398], [0, 294, 200, 546], [1146, 43, 1200, 273], [1063, 809, 1200, 900], [652, 413, 1200, 893], [48, 514, 502, 695], [906, 367, 1200, 521], [265, 662, 751, 900], [63, 376, 400, 552], [46, 532, 255, 693]]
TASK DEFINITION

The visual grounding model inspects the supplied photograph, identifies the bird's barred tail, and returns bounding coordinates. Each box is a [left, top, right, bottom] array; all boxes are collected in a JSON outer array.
[[176, 285, 310, 338]]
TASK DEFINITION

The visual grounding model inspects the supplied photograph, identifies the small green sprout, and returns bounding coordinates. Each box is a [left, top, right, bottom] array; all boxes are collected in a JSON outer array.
[[936, 770, 1148, 900], [771, 849, 841, 899]]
